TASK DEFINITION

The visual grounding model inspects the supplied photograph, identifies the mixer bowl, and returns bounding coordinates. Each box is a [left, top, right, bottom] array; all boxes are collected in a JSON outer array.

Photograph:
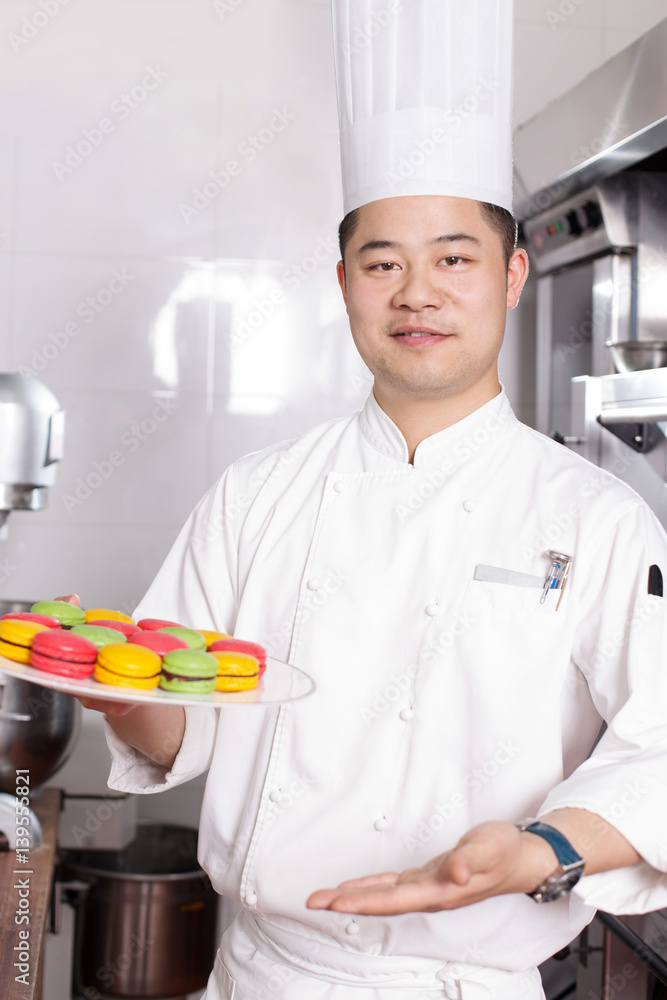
[[0, 600, 80, 793], [607, 340, 667, 374]]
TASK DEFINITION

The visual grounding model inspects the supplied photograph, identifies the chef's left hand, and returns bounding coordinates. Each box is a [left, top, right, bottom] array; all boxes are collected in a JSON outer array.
[[306, 821, 555, 915]]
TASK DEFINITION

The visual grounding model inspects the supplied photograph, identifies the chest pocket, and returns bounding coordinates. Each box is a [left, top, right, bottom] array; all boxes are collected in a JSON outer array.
[[461, 575, 565, 623]]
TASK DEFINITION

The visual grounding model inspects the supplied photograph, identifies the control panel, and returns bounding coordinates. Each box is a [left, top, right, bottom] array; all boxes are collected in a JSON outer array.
[[530, 196, 604, 255]]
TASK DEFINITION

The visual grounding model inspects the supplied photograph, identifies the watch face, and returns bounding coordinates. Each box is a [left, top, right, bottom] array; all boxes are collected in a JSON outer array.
[[537, 868, 584, 903], [547, 872, 581, 900]]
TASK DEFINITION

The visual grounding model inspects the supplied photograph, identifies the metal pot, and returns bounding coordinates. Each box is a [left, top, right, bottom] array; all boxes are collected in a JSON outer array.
[[0, 599, 80, 793], [63, 822, 218, 999]]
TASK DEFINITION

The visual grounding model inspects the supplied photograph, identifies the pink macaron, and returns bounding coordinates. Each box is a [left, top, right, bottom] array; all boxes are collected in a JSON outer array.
[[137, 618, 184, 631], [31, 629, 98, 679], [132, 631, 189, 657], [0, 612, 62, 629], [86, 619, 140, 639]]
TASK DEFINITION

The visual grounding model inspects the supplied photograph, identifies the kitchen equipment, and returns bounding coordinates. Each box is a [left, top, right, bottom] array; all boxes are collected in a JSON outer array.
[[514, 15, 667, 220], [61, 822, 218, 999], [0, 599, 80, 795], [607, 340, 667, 374], [0, 372, 65, 528], [522, 172, 667, 439], [570, 369, 667, 529], [570, 912, 667, 999]]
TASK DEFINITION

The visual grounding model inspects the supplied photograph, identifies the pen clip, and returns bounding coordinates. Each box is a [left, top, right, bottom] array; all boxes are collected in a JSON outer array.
[[541, 551, 572, 607]]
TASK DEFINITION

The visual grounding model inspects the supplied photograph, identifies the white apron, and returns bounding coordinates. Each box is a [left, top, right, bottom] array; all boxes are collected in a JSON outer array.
[[204, 911, 546, 999]]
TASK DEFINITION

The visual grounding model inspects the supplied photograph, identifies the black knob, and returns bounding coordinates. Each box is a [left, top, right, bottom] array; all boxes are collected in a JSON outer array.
[[565, 209, 583, 237], [582, 199, 603, 230]]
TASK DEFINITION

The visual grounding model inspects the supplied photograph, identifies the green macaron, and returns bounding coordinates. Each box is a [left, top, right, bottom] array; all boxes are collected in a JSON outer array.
[[159, 649, 218, 694], [70, 624, 128, 650], [30, 600, 86, 628], [157, 627, 206, 651]]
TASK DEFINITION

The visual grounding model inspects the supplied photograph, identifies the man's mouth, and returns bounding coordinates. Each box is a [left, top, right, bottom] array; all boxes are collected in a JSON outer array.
[[391, 327, 451, 344]]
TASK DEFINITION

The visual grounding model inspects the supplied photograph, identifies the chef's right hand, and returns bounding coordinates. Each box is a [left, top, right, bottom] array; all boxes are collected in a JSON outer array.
[[53, 593, 137, 717]]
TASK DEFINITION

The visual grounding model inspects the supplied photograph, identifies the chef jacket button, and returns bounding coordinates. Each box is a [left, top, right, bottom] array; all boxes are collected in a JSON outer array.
[[374, 817, 388, 831], [425, 603, 439, 617], [333, 480, 346, 493], [462, 498, 475, 512], [306, 577, 320, 591], [245, 891, 258, 906], [346, 921, 359, 935], [399, 708, 413, 722], [269, 790, 281, 802]]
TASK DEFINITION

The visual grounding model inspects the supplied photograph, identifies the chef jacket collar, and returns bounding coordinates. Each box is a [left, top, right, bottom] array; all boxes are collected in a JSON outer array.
[[359, 388, 516, 468]]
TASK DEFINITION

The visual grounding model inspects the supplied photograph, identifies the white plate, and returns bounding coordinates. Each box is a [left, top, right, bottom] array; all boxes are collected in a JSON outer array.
[[0, 654, 315, 708]]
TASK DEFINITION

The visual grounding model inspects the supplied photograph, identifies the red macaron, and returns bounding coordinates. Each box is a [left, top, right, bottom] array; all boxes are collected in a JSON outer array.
[[132, 631, 189, 657], [209, 638, 267, 677], [137, 618, 184, 631], [86, 619, 140, 639], [31, 629, 98, 679], [0, 612, 62, 629]]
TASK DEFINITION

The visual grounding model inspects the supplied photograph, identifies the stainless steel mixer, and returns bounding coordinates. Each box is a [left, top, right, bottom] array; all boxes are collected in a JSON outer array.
[[0, 376, 76, 799], [0, 371, 65, 528]]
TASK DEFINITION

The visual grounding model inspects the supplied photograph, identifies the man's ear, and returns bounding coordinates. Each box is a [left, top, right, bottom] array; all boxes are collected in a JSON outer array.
[[336, 259, 349, 311], [507, 249, 529, 310]]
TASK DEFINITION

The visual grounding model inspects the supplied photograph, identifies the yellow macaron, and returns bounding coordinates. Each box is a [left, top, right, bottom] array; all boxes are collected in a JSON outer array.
[[85, 608, 135, 625], [0, 620, 51, 664], [94, 643, 161, 690], [210, 651, 259, 692], [198, 630, 232, 648]]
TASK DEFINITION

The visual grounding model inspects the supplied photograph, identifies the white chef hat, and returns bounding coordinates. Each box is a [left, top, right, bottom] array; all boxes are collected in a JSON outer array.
[[332, 0, 514, 216]]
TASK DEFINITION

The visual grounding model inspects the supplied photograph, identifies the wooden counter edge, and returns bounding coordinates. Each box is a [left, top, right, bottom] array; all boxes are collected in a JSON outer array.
[[0, 788, 63, 1000]]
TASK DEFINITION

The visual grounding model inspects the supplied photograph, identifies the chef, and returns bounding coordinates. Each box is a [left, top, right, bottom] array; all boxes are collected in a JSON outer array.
[[74, 2, 667, 998]]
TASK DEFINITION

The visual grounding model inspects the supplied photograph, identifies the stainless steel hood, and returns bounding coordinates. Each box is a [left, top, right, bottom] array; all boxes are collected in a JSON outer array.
[[514, 15, 667, 221]]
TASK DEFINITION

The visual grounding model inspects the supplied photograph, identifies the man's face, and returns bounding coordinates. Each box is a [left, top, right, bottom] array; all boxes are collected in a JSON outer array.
[[337, 195, 528, 404]]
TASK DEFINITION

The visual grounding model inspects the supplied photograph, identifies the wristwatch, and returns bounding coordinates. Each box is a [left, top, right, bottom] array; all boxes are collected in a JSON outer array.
[[516, 819, 585, 903]]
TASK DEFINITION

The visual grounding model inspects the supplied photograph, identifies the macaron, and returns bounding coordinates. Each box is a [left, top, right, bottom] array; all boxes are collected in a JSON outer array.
[[84, 608, 135, 625], [70, 624, 128, 651], [31, 630, 98, 679], [198, 630, 232, 648], [132, 631, 188, 657], [0, 612, 62, 629], [159, 649, 218, 694], [137, 618, 184, 631], [86, 619, 140, 639], [30, 600, 86, 628], [157, 627, 206, 651], [210, 651, 260, 692], [209, 638, 267, 677], [95, 643, 162, 690], [0, 620, 51, 664]]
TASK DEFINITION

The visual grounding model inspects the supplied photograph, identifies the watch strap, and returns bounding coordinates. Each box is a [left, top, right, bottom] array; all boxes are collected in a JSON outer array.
[[519, 821, 583, 867]]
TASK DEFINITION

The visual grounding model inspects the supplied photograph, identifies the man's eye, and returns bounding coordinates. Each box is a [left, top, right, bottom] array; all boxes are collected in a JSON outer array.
[[370, 262, 397, 271], [441, 256, 465, 266]]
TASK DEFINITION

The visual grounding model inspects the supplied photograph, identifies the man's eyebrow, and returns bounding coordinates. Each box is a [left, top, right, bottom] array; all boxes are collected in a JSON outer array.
[[432, 233, 481, 247], [356, 239, 398, 256], [356, 233, 481, 256]]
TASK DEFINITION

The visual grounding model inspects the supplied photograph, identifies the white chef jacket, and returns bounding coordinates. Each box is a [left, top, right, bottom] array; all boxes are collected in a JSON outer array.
[[106, 389, 667, 978]]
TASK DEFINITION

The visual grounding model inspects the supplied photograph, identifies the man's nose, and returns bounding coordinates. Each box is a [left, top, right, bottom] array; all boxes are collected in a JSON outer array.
[[391, 266, 444, 311]]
